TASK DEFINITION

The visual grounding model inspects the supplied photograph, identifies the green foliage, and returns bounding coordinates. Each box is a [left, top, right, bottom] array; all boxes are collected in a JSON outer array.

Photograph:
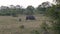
[[40, 22, 49, 30], [37, 5, 47, 14], [26, 5, 35, 15], [40, 22, 50, 34], [46, 4, 60, 34], [0, 2, 52, 16], [46, 5, 60, 19]]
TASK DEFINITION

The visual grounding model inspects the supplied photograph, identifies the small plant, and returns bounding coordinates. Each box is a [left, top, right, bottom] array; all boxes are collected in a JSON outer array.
[[19, 18, 21, 21], [20, 25, 24, 29], [31, 30, 40, 34], [34, 30, 40, 34]]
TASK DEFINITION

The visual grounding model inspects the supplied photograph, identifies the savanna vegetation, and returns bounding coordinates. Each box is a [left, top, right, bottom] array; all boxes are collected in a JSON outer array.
[[0, 0, 60, 34]]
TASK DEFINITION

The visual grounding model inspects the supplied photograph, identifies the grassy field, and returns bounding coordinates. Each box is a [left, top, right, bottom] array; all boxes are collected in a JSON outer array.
[[0, 15, 52, 34]]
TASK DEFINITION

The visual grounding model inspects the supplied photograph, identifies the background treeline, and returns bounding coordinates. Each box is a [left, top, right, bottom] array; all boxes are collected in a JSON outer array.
[[0, 1, 53, 16]]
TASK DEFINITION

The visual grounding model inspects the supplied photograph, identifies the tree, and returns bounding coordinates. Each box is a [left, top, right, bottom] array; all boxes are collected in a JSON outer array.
[[26, 5, 35, 15], [15, 5, 25, 14], [53, 0, 60, 4], [0, 6, 11, 16], [37, 1, 52, 14]]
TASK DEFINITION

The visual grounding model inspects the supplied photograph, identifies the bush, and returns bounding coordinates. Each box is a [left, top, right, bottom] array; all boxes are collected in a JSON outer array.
[[19, 18, 21, 21], [20, 25, 24, 29], [31, 30, 39, 34]]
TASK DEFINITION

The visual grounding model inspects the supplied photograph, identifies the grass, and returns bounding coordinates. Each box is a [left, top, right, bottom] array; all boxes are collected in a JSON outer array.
[[0, 15, 52, 34]]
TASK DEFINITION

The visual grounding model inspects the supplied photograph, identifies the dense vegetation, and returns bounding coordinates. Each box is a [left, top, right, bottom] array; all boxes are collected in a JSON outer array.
[[46, 0, 60, 34]]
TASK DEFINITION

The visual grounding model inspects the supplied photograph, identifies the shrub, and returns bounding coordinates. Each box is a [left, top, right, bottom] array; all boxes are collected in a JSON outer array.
[[20, 25, 24, 29]]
